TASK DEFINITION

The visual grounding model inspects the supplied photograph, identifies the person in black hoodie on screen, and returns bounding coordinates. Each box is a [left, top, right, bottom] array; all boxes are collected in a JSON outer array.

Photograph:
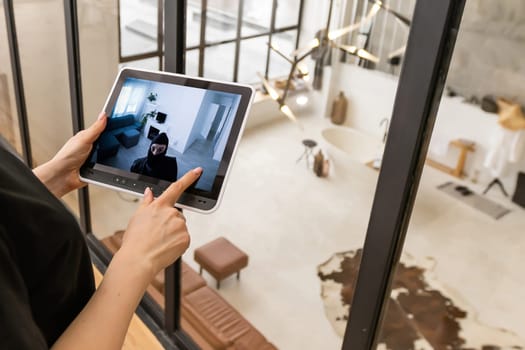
[[130, 132, 178, 182]]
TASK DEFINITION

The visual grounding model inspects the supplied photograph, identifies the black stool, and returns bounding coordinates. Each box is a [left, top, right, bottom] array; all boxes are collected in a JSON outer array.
[[297, 139, 317, 168]]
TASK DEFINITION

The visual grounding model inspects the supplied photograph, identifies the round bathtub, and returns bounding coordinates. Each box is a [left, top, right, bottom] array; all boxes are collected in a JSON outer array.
[[321, 126, 382, 166]]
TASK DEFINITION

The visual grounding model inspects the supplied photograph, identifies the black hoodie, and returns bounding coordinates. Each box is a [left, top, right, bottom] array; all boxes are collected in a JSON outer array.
[[130, 132, 178, 182]]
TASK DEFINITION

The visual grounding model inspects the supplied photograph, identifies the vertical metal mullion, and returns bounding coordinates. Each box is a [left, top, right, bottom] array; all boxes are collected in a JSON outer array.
[[294, 0, 305, 50], [232, 0, 244, 82], [3, 0, 32, 167], [163, 0, 186, 342], [264, 0, 278, 79], [117, 0, 122, 62], [165, 0, 186, 74], [197, 0, 207, 76], [342, 0, 465, 348], [157, 0, 164, 70], [164, 260, 181, 333], [64, 0, 92, 234]]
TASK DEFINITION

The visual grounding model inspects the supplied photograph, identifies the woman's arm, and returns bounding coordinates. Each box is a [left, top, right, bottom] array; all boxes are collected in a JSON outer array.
[[51, 167, 202, 350], [33, 113, 107, 198]]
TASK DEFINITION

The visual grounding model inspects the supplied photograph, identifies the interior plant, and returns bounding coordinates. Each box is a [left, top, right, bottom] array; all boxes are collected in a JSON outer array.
[[140, 109, 157, 130], [147, 92, 158, 103]]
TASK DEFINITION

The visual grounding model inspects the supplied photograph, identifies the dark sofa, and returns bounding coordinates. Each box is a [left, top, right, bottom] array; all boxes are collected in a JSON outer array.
[[97, 114, 142, 161]]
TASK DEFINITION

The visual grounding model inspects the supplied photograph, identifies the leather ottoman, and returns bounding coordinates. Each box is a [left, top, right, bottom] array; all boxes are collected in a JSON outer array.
[[194, 237, 248, 289]]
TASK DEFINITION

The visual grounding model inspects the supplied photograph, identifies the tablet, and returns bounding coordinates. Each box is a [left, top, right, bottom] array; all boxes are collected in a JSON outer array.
[[80, 68, 254, 213]]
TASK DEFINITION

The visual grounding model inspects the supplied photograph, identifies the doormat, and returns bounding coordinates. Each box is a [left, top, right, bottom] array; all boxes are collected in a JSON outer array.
[[438, 182, 511, 219]]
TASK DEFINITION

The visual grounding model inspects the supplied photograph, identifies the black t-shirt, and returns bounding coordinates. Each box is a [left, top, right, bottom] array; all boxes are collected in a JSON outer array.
[[0, 147, 95, 349]]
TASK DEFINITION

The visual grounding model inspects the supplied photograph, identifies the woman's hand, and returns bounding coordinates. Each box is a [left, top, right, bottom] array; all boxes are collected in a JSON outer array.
[[117, 167, 203, 280], [51, 168, 202, 350], [34, 113, 107, 198]]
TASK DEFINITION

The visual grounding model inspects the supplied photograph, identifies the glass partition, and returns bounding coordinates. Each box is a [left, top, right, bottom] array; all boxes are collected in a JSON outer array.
[[238, 36, 269, 83], [204, 42, 235, 81], [374, 2, 525, 347], [241, 0, 272, 37], [177, 0, 408, 347], [8, 1, 504, 349], [186, 0, 201, 48], [269, 30, 299, 79], [76, 0, 135, 239], [119, 0, 159, 59], [0, 3, 22, 154], [204, 0, 240, 43], [274, 0, 301, 29], [8, 0, 79, 216]]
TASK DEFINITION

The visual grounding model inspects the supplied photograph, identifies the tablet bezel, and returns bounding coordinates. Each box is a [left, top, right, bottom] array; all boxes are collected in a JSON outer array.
[[80, 68, 254, 213]]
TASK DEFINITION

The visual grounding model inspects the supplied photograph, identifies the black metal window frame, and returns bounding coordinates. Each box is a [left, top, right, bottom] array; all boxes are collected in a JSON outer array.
[[117, 0, 305, 82], [3, 0, 466, 348], [117, 0, 164, 68], [3, 0, 32, 167]]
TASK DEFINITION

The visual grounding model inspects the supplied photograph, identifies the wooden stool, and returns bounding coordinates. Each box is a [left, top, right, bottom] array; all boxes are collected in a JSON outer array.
[[194, 237, 249, 289]]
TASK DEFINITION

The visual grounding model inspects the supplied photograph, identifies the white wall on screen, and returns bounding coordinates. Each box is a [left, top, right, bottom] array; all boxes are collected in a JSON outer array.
[[201, 103, 220, 138], [213, 94, 241, 161], [153, 83, 206, 152], [185, 92, 221, 152]]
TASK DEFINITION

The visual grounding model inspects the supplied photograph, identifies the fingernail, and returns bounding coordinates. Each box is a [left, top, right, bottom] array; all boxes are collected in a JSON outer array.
[[98, 113, 106, 121], [193, 167, 203, 175], [144, 187, 151, 195]]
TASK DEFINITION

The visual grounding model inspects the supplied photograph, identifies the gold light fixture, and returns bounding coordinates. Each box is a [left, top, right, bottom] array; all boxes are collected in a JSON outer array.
[[258, 0, 384, 126], [369, 0, 412, 27], [258, 1, 415, 128], [368, 0, 412, 61], [257, 72, 302, 128]]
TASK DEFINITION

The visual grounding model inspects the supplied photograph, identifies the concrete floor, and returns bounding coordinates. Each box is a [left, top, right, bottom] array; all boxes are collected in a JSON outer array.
[[86, 113, 525, 350]]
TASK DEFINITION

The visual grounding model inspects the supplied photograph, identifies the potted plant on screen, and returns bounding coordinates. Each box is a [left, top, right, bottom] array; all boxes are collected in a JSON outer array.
[[140, 109, 157, 131], [147, 92, 158, 104]]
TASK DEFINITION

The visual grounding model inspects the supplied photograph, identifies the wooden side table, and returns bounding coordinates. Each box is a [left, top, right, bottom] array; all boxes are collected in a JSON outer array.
[[426, 139, 475, 178]]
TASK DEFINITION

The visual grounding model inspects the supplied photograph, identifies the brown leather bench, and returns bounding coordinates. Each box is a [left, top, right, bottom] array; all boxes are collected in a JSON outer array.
[[194, 237, 249, 289], [101, 232, 276, 350]]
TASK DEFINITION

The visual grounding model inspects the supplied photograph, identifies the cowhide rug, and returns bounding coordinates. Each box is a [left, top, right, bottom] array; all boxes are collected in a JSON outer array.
[[318, 249, 524, 350]]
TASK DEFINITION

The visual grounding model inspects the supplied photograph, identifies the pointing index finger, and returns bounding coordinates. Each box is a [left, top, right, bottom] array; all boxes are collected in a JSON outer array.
[[157, 167, 203, 206]]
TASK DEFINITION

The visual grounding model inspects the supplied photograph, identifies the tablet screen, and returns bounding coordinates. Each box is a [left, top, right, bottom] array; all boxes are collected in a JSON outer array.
[[81, 69, 254, 212]]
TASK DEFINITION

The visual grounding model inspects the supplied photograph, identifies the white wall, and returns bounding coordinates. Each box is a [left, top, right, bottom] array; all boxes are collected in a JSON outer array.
[[447, 0, 525, 105], [201, 103, 220, 137], [154, 84, 205, 153], [327, 63, 525, 192], [185, 91, 229, 151]]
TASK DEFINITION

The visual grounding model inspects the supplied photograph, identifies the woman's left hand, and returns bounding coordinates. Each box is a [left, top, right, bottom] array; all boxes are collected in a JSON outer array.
[[34, 112, 107, 198]]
